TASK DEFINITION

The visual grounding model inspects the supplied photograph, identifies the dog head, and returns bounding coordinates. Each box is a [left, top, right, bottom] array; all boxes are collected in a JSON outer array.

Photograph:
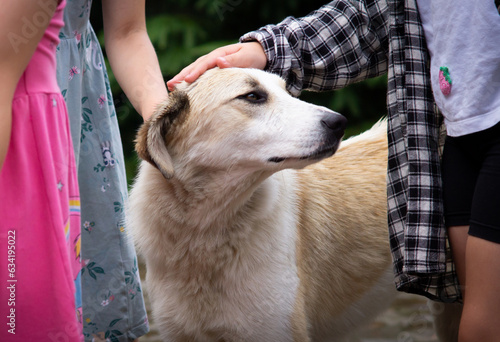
[[136, 68, 346, 179]]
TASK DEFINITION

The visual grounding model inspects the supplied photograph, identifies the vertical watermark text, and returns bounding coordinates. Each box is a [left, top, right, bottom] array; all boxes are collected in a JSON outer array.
[[6, 230, 16, 335]]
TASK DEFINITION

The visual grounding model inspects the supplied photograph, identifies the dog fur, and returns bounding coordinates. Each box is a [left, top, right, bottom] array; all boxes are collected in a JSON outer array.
[[128, 68, 398, 341]]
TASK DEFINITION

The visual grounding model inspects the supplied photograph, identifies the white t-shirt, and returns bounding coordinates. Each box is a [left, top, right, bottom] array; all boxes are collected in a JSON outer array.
[[416, 0, 500, 136]]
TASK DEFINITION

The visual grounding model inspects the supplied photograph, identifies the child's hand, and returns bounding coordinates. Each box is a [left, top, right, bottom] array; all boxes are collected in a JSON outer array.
[[167, 42, 267, 91]]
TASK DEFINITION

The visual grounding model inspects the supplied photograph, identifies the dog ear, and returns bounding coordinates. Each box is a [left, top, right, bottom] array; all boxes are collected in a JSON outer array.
[[135, 91, 189, 179]]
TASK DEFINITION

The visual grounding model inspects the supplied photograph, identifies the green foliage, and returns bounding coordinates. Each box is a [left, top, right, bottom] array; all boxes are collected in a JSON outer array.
[[90, 0, 387, 185]]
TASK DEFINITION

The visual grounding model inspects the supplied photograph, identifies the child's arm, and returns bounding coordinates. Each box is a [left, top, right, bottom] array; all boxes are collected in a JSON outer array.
[[102, 0, 168, 120], [240, 0, 390, 95], [168, 0, 390, 95], [167, 42, 267, 91]]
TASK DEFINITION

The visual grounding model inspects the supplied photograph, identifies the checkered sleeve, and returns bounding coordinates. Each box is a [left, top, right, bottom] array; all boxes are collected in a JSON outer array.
[[385, 0, 461, 302], [240, 0, 390, 96]]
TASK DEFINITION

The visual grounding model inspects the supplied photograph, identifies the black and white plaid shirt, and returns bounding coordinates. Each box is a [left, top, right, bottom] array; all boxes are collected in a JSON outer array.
[[241, 0, 461, 302]]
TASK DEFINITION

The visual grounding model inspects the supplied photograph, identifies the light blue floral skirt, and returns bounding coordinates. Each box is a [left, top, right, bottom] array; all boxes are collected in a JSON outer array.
[[56, 1, 149, 340]]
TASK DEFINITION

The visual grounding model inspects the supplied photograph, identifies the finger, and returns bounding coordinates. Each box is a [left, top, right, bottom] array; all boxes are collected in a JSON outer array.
[[167, 66, 193, 90], [167, 77, 185, 91], [167, 44, 243, 89], [183, 63, 215, 83], [216, 57, 232, 69], [168, 54, 219, 87], [166, 81, 177, 92]]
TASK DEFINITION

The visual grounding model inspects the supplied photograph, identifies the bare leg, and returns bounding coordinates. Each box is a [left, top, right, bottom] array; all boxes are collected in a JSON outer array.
[[447, 226, 469, 294], [458, 236, 500, 342]]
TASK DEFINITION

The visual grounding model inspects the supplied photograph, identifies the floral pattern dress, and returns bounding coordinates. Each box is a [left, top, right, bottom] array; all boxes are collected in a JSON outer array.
[[56, 0, 149, 340]]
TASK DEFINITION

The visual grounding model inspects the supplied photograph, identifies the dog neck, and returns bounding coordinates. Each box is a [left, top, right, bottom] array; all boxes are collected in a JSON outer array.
[[134, 164, 296, 279], [160, 166, 277, 230]]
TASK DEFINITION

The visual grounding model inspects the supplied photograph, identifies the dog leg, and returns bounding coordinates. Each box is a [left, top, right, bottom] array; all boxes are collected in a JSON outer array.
[[428, 300, 462, 342]]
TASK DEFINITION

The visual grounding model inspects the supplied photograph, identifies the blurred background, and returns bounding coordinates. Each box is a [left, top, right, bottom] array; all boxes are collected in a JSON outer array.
[[90, 0, 388, 186]]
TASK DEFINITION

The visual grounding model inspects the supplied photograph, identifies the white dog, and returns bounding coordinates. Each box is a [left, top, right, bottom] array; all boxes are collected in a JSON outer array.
[[129, 68, 413, 341]]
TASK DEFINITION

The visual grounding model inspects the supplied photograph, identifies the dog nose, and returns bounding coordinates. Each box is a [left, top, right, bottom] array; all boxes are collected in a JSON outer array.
[[321, 112, 347, 138]]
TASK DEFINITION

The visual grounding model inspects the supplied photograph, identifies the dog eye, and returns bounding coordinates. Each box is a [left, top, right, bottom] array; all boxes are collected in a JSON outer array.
[[237, 91, 267, 103]]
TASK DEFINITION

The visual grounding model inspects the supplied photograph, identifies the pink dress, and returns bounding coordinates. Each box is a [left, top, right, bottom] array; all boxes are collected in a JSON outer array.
[[0, 1, 83, 340]]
